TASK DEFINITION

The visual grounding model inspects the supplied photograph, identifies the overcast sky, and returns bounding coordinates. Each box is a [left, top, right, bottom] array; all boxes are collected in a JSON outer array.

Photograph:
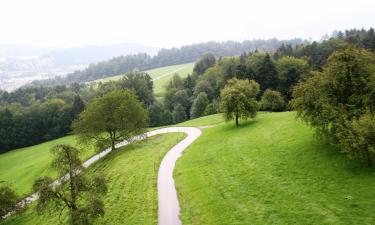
[[0, 0, 374, 48]]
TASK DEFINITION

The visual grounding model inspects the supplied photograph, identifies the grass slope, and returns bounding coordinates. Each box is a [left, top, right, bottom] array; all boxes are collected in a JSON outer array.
[[175, 112, 375, 225], [2, 133, 186, 225], [0, 135, 96, 197], [95, 62, 194, 97]]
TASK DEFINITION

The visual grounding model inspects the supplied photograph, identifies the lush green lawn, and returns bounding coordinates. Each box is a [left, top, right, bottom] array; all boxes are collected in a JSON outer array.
[[95, 62, 194, 97], [0, 135, 96, 197], [177, 113, 225, 127], [1, 133, 186, 225], [175, 112, 375, 225]]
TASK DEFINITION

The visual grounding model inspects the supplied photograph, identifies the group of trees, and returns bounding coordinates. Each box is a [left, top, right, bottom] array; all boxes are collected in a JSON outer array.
[[274, 28, 375, 70], [32, 39, 305, 86], [0, 86, 86, 153]]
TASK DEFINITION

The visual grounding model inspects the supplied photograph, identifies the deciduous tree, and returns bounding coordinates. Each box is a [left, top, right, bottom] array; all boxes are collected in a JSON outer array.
[[220, 78, 260, 126]]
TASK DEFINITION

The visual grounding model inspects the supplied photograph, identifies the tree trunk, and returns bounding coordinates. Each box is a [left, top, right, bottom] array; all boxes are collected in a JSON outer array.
[[111, 139, 115, 151], [235, 114, 239, 126], [366, 149, 372, 167]]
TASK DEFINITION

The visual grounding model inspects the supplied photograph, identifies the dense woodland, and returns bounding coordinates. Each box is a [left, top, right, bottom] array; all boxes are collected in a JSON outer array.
[[31, 39, 305, 85], [1, 28, 375, 154]]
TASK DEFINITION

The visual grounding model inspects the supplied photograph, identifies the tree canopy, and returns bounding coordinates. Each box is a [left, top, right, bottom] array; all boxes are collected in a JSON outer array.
[[220, 78, 260, 126], [72, 89, 148, 151]]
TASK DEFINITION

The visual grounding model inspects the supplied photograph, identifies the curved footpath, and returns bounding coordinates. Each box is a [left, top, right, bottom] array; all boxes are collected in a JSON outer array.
[[4, 127, 202, 225]]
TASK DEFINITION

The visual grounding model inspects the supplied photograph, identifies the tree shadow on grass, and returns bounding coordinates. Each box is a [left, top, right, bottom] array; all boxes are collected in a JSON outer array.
[[222, 118, 259, 131]]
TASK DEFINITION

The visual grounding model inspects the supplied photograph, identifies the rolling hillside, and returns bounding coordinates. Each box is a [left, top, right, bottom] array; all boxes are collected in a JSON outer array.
[[1, 133, 186, 225], [95, 62, 194, 97], [0, 135, 96, 197], [2, 112, 375, 225], [175, 112, 375, 225]]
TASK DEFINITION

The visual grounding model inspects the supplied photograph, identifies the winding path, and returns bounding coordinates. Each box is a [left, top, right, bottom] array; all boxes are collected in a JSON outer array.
[[4, 127, 202, 225]]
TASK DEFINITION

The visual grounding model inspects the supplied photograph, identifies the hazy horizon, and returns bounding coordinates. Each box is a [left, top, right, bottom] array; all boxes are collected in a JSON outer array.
[[0, 0, 374, 49]]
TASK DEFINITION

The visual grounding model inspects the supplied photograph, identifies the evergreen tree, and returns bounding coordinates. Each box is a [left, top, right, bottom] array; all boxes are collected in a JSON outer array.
[[255, 54, 278, 93]]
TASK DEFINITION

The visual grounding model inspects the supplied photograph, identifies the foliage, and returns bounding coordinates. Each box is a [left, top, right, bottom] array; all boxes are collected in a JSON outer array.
[[193, 53, 216, 75], [33, 145, 107, 225], [292, 46, 375, 166], [172, 104, 187, 124], [276, 56, 310, 99], [220, 78, 260, 126], [148, 102, 172, 127], [193, 80, 214, 100], [72, 89, 148, 151], [118, 71, 154, 107], [260, 89, 285, 112], [337, 112, 375, 167], [190, 92, 209, 119], [0, 184, 19, 220], [253, 54, 278, 93]]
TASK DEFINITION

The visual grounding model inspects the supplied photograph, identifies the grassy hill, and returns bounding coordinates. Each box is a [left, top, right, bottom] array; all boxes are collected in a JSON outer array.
[[0, 135, 96, 197], [1, 133, 186, 225], [95, 62, 194, 97], [175, 112, 375, 225], [2, 112, 375, 225]]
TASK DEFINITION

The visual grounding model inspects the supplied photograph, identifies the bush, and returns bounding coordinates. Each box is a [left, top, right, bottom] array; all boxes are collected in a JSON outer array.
[[0, 184, 19, 219], [260, 89, 285, 112]]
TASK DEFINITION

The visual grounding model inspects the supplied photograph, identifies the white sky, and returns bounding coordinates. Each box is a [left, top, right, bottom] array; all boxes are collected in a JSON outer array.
[[0, 0, 374, 48]]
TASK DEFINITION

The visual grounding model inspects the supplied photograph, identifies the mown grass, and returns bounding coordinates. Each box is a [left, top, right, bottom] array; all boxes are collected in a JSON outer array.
[[1, 133, 186, 225], [175, 112, 375, 225], [177, 114, 225, 127], [95, 62, 194, 97], [0, 135, 96, 197]]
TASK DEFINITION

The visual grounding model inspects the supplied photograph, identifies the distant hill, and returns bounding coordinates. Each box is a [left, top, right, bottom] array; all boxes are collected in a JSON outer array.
[[42, 43, 158, 66], [32, 38, 307, 86]]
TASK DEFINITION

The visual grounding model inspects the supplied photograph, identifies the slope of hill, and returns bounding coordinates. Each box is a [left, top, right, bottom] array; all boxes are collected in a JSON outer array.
[[0, 135, 96, 197], [96, 62, 194, 97], [175, 112, 375, 225], [1, 133, 185, 225], [3, 112, 375, 225]]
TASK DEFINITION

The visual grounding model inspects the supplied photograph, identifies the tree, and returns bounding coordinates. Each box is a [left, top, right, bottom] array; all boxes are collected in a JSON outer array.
[[33, 145, 107, 225], [0, 108, 13, 152], [193, 80, 214, 100], [292, 46, 375, 166], [254, 54, 278, 93], [118, 71, 154, 106], [148, 102, 172, 127], [220, 78, 260, 126], [0, 184, 19, 220], [73, 89, 148, 151], [260, 89, 285, 112], [190, 92, 209, 118], [193, 53, 216, 75], [172, 104, 187, 124], [71, 95, 85, 119], [276, 56, 310, 99]]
